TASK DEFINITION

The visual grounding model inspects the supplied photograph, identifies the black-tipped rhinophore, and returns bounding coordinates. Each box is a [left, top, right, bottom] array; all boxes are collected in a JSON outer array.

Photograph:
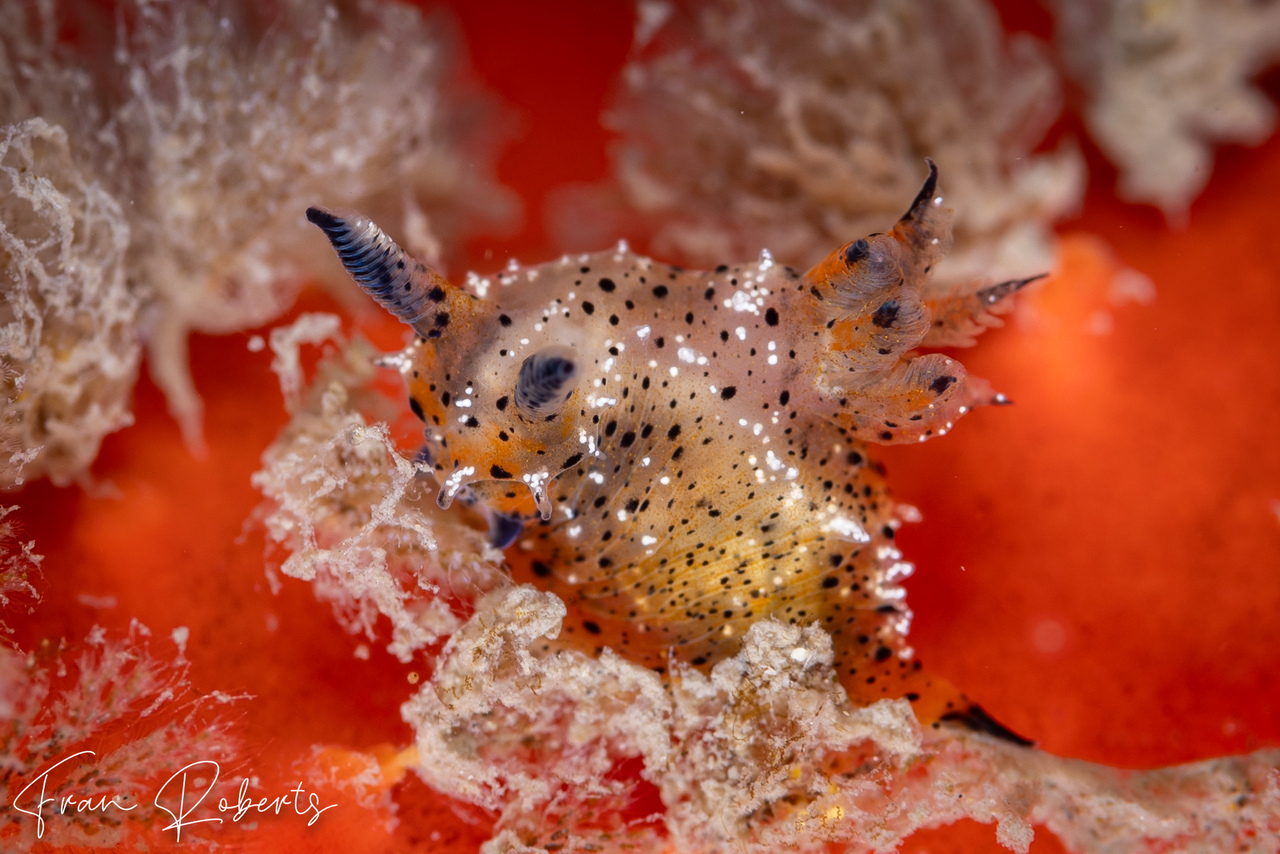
[[514, 346, 579, 421], [899, 158, 939, 223], [306, 206, 450, 336], [976, 273, 1048, 307]]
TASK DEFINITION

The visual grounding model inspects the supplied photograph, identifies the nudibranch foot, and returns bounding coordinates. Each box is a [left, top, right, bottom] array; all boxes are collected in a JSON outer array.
[[308, 161, 1041, 741]]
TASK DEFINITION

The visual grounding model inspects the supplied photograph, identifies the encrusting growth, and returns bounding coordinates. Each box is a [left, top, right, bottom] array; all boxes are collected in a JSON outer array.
[[309, 161, 1036, 740]]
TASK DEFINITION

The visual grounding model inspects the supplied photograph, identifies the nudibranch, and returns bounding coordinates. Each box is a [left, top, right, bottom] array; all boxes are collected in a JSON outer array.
[[308, 162, 1038, 741]]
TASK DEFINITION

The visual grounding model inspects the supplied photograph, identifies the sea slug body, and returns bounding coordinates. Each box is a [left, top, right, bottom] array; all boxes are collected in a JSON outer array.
[[308, 162, 1037, 739]]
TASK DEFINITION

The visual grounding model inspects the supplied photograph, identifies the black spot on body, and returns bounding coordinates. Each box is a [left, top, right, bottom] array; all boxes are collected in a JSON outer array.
[[408, 397, 425, 421], [720, 386, 737, 400], [764, 307, 779, 326], [844, 239, 870, 265], [930, 375, 957, 395], [871, 301, 899, 328], [490, 464, 512, 479], [499, 314, 512, 327], [598, 278, 616, 292]]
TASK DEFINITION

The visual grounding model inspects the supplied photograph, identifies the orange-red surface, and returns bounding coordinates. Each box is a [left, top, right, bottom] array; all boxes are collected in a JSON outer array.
[[9, 1, 1280, 852]]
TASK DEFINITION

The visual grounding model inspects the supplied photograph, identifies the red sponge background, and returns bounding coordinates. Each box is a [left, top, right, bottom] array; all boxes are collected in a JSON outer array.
[[11, 2, 1279, 852]]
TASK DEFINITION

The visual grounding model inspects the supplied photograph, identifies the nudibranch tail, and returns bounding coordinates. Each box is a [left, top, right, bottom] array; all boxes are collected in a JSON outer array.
[[306, 206, 463, 338]]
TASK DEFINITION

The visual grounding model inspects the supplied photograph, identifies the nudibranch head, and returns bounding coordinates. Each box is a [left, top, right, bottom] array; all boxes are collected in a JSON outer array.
[[308, 162, 1039, 722]]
